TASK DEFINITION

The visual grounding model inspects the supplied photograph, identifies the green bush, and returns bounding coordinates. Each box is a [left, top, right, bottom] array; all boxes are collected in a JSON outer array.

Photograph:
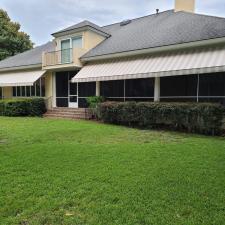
[[86, 96, 105, 108], [0, 98, 46, 117], [86, 96, 105, 119], [97, 101, 225, 135]]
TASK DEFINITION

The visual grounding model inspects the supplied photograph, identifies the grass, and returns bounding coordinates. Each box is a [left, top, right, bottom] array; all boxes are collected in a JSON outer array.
[[0, 117, 224, 225]]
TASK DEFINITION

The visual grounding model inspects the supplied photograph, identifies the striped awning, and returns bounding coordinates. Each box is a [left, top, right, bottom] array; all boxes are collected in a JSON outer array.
[[72, 46, 225, 82], [0, 70, 46, 87]]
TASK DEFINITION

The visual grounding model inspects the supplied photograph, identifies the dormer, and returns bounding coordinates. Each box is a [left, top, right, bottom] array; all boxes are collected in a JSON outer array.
[[42, 20, 109, 70]]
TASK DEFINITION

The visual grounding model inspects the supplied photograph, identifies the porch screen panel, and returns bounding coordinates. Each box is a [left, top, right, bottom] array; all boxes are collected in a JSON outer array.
[[56, 72, 68, 107], [78, 82, 96, 108], [161, 75, 198, 101], [41, 77, 45, 97], [27, 86, 31, 97], [21, 87, 26, 96], [36, 79, 40, 96], [199, 72, 225, 105], [13, 87, 16, 97], [100, 80, 124, 98], [125, 78, 154, 97]]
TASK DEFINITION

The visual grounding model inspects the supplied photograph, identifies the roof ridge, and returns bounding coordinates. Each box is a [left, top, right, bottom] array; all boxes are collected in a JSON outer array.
[[177, 10, 225, 20], [101, 9, 174, 28], [0, 42, 53, 64]]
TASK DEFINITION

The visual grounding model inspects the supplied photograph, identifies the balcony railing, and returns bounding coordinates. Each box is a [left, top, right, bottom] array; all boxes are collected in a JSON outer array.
[[43, 48, 87, 68]]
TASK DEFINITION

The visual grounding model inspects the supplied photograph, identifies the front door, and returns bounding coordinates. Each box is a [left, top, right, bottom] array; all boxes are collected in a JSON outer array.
[[69, 80, 78, 108]]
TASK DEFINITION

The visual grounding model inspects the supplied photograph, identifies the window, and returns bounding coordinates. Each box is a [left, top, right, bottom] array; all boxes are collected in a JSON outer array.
[[61, 39, 71, 64], [72, 36, 82, 48], [12, 78, 45, 98]]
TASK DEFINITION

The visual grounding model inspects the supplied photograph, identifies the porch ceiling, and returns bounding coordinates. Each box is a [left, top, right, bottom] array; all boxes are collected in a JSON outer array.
[[72, 46, 225, 82], [0, 70, 46, 87]]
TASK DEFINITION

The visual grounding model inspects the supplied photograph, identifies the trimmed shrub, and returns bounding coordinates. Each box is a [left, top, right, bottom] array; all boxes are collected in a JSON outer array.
[[86, 96, 105, 108], [97, 101, 225, 135], [28, 98, 46, 116], [0, 98, 46, 117], [86, 96, 105, 119]]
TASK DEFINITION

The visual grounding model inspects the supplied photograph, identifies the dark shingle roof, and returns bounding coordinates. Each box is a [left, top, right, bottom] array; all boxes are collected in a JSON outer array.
[[82, 10, 225, 59], [52, 20, 110, 37], [0, 42, 54, 70], [1, 10, 225, 70]]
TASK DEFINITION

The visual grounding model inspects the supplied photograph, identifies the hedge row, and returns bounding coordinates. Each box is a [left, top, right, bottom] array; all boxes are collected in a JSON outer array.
[[96, 102, 225, 135], [0, 98, 46, 117]]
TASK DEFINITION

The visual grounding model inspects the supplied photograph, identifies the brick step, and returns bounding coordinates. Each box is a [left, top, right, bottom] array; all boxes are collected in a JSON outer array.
[[45, 114, 87, 118], [44, 114, 86, 119], [52, 107, 87, 112], [44, 107, 91, 120], [46, 111, 86, 116]]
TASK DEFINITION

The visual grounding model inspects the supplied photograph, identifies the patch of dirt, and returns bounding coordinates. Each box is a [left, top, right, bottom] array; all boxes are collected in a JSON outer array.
[[0, 139, 7, 144]]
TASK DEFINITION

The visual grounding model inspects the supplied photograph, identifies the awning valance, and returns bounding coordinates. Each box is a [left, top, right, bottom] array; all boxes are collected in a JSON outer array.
[[0, 70, 46, 87], [72, 46, 225, 82]]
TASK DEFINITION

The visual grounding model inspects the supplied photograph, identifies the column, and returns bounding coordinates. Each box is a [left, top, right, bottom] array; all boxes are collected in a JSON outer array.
[[3, 87, 12, 99], [154, 77, 160, 102], [96, 81, 100, 96], [52, 72, 56, 107]]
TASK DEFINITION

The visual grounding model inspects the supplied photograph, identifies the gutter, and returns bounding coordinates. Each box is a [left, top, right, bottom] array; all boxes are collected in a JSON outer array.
[[0, 64, 42, 73], [81, 37, 225, 62]]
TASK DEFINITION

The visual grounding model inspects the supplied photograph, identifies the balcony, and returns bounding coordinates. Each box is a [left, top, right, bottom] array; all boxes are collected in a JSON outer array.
[[42, 48, 87, 69]]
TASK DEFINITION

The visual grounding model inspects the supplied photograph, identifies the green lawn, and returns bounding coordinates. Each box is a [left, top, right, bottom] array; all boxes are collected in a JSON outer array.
[[0, 117, 224, 225]]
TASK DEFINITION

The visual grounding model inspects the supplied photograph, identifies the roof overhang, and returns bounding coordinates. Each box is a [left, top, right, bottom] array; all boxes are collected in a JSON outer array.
[[81, 37, 225, 62], [0, 64, 42, 73], [73, 46, 225, 82], [0, 70, 46, 87], [52, 25, 110, 38]]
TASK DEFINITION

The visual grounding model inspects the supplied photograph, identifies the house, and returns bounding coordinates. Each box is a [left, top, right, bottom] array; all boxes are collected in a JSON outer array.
[[0, 0, 225, 111]]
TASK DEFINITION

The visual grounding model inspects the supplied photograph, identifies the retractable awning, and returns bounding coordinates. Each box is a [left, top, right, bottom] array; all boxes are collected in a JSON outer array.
[[0, 70, 46, 87], [72, 46, 225, 82]]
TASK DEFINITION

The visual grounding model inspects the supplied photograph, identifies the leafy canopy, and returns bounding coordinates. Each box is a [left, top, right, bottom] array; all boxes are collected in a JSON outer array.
[[0, 9, 34, 60]]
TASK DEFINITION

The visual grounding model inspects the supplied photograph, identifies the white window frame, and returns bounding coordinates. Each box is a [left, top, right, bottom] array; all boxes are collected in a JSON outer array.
[[60, 35, 83, 50]]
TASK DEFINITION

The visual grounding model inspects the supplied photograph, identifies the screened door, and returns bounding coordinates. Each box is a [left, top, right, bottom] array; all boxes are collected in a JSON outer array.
[[61, 39, 71, 64]]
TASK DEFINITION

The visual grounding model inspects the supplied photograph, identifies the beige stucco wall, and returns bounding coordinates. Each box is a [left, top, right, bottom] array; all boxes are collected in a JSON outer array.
[[44, 71, 54, 109], [2, 87, 12, 99], [45, 71, 53, 98], [175, 0, 195, 13], [83, 30, 105, 50], [43, 30, 105, 69]]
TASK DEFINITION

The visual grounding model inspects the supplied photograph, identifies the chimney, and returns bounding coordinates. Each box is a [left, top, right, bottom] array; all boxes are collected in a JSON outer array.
[[175, 0, 195, 13]]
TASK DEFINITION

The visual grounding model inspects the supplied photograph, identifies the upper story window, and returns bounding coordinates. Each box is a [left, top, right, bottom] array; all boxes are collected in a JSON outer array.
[[60, 36, 83, 50], [60, 36, 83, 64], [72, 36, 82, 48]]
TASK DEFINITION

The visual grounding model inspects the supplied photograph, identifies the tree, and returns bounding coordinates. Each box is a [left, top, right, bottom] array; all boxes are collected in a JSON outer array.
[[0, 9, 34, 60]]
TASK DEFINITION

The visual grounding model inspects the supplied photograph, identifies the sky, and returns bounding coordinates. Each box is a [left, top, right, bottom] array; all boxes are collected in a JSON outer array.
[[0, 0, 225, 46]]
